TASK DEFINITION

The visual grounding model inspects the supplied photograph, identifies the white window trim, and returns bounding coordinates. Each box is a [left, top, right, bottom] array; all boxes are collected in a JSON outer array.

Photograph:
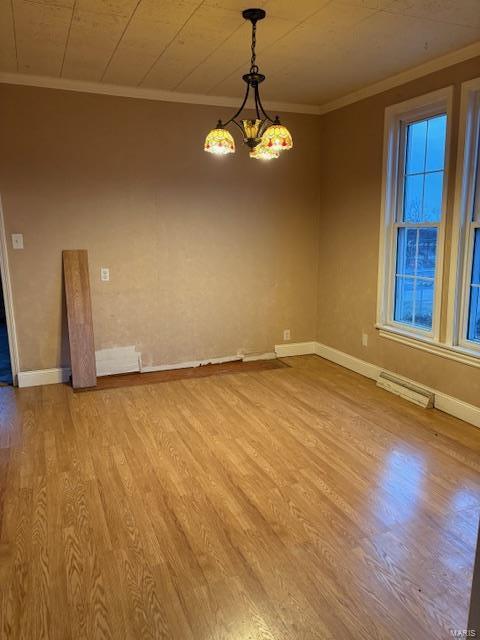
[[375, 325, 480, 369], [377, 87, 453, 345], [446, 76, 480, 354]]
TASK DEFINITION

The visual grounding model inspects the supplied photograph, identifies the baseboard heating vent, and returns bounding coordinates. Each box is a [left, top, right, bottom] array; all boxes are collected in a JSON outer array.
[[376, 371, 434, 408]]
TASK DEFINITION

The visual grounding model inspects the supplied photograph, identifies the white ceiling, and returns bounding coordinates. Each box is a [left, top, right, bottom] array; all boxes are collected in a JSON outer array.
[[0, 0, 479, 107]]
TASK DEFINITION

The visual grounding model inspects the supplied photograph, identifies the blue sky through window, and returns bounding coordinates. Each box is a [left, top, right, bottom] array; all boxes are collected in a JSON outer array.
[[394, 113, 446, 331], [467, 229, 480, 343], [403, 114, 446, 223]]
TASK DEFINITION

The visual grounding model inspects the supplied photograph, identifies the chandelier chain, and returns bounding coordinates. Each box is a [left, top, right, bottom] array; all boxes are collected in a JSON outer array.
[[250, 21, 258, 73]]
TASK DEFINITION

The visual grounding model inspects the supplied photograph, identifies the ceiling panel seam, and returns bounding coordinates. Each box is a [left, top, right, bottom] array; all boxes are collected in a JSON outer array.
[[172, 21, 246, 92], [10, 0, 19, 72], [60, 0, 76, 77], [137, 0, 206, 87], [380, 7, 480, 30], [100, 0, 143, 82]]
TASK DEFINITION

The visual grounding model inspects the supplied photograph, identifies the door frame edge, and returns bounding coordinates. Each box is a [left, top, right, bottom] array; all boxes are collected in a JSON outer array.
[[0, 195, 20, 385]]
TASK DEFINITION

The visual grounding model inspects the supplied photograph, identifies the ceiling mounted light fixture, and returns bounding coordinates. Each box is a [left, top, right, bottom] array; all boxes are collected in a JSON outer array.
[[204, 8, 293, 160]]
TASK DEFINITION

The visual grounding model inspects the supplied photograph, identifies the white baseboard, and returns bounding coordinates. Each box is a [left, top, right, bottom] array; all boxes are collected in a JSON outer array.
[[274, 342, 317, 357], [434, 393, 480, 429], [17, 367, 71, 388], [17, 346, 141, 387], [314, 341, 480, 429], [314, 342, 380, 380]]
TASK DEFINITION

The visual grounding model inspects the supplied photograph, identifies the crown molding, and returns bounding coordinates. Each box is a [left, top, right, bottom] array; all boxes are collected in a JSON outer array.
[[0, 72, 322, 115], [1, 40, 479, 118], [317, 41, 480, 115]]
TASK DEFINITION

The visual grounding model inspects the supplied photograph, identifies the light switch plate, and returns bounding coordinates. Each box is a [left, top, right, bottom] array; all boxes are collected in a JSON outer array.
[[101, 267, 110, 282], [12, 233, 23, 249]]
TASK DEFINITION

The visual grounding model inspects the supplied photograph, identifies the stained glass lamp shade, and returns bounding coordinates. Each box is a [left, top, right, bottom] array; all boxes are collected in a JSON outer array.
[[204, 126, 235, 155], [261, 120, 293, 152]]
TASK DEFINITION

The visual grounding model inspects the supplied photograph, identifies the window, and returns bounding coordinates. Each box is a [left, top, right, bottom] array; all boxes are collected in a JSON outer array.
[[378, 81, 480, 368], [464, 134, 480, 346], [450, 78, 480, 355], [378, 88, 452, 342], [468, 228, 480, 343], [393, 115, 447, 332]]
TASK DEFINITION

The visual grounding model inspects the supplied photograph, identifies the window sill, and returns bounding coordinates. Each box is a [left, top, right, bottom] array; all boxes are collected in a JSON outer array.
[[375, 324, 480, 369]]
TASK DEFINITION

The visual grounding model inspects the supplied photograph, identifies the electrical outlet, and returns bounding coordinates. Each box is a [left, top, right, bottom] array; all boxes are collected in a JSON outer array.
[[12, 233, 23, 249], [362, 333, 368, 347], [283, 329, 291, 341], [101, 267, 110, 282]]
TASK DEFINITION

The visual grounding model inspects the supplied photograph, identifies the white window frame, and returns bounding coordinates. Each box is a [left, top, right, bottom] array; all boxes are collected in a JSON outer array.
[[447, 77, 480, 355], [377, 87, 453, 343]]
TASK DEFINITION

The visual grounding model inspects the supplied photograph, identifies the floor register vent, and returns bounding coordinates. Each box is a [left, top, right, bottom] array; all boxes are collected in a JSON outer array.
[[376, 372, 434, 409]]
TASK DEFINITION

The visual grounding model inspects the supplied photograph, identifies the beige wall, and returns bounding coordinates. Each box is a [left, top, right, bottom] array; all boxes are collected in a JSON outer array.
[[2, 57, 480, 407], [317, 55, 480, 408], [0, 84, 321, 372]]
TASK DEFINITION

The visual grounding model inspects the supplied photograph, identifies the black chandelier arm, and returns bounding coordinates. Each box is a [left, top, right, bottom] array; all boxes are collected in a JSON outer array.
[[254, 83, 274, 124], [222, 81, 274, 133], [253, 86, 261, 120], [224, 83, 251, 127], [230, 119, 245, 134]]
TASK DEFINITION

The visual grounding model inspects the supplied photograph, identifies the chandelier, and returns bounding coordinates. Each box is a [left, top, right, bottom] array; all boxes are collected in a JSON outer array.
[[204, 8, 293, 160]]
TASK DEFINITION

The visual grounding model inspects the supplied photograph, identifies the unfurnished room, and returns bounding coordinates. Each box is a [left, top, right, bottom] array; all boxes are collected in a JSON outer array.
[[0, 1, 480, 638]]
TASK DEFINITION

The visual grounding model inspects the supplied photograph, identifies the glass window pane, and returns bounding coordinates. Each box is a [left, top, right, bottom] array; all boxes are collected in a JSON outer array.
[[396, 228, 417, 275], [474, 139, 480, 220], [423, 172, 444, 222], [402, 113, 447, 224], [394, 276, 414, 325], [425, 115, 447, 172], [404, 174, 424, 222], [393, 113, 446, 334], [467, 230, 480, 343], [414, 279, 434, 329], [417, 228, 437, 278], [468, 286, 480, 343], [406, 120, 427, 175], [472, 229, 480, 285]]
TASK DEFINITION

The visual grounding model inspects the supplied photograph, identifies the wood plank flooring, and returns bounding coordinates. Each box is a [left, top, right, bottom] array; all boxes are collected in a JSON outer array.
[[0, 354, 479, 639]]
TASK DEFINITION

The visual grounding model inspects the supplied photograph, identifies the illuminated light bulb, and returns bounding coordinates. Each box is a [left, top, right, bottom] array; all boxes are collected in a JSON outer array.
[[249, 144, 279, 160]]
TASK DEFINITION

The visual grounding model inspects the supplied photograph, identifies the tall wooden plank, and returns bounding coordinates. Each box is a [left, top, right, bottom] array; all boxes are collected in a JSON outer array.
[[62, 250, 96, 389]]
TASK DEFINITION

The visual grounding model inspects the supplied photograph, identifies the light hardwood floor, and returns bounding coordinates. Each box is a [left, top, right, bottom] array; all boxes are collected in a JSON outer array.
[[1, 354, 479, 639]]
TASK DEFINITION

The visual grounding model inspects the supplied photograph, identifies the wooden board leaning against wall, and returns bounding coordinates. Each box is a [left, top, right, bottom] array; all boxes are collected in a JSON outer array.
[[62, 250, 97, 389]]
